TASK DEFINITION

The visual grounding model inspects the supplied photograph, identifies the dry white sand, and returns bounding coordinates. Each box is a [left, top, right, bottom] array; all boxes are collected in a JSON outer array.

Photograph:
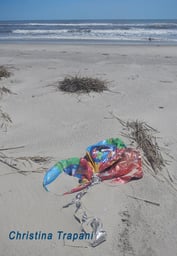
[[0, 43, 177, 256]]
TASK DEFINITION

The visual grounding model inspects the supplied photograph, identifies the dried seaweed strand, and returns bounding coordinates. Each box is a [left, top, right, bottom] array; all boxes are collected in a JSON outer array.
[[0, 158, 20, 171], [0, 145, 25, 151], [127, 195, 160, 206], [0, 107, 12, 131], [109, 112, 166, 175], [0, 66, 11, 79], [0, 151, 52, 175]]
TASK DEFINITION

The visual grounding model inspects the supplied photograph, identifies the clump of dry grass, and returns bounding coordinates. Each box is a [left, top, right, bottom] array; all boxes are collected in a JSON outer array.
[[59, 75, 108, 94], [0, 66, 11, 79], [109, 113, 166, 175], [125, 120, 165, 174], [0, 107, 12, 131], [16, 156, 52, 165], [0, 150, 53, 175], [0, 86, 12, 97]]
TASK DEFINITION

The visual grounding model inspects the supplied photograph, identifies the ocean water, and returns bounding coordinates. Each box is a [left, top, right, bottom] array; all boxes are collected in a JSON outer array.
[[0, 19, 177, 44]]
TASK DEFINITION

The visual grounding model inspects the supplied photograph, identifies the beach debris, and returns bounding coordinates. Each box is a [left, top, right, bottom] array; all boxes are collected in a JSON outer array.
[[0, 65, 11, 79], [63, 190, 107, 247], [127, 195, 160, 206], [0, 107, 12, 131], [108, 113, 166, 175], [43, 138, 142, 195], [58, 75, 108, 94], [0, 155, 20, 171], [83, 217, 107, 247], [0, 86, 12, 97], [16, 156, 52, 165], [0, 148, 52, 175], [43, 139, 142, 248], [0, 145, 25, 151], [63, 190, 88, 209]]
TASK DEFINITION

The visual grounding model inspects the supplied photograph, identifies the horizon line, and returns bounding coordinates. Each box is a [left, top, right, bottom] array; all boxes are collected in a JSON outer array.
[[0, 18, 177, 22]]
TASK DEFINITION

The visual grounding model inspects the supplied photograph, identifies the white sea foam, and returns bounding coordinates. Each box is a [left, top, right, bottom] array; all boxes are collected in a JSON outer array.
[[14, 22, 177, 28], [26, 22, 113, 26], [12, 28, 177, 37], [1, 20, 177, 44], [12, 29, 68, 34]]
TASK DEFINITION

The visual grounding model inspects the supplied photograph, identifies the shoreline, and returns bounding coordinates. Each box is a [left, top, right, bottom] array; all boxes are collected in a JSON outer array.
[[1, 39, 177, 46], [1, 42, 177, 51]]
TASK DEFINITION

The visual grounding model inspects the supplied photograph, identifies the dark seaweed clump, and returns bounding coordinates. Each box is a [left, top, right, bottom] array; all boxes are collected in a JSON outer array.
[[0, 66, 11, 79], [59, 75, 108, 94]]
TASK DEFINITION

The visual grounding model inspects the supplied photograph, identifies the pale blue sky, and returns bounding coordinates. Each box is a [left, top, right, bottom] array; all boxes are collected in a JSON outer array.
[[0, 0, 177, 20]]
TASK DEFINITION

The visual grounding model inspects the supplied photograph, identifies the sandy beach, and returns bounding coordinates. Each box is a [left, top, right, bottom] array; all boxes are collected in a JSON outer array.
[[0, 43, 177, 256]]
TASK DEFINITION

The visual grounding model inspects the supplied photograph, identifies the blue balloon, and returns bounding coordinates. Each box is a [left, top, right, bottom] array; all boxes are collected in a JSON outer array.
[[43, 165, 62, 191]]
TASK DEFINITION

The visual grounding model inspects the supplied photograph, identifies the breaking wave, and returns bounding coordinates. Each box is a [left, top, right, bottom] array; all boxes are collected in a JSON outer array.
[[0, 19, 177, 43]]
